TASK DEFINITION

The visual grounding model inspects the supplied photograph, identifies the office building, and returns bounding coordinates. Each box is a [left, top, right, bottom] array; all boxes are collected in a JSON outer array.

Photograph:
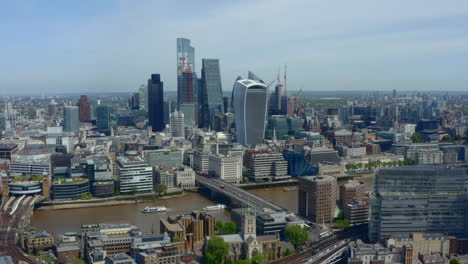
[[177, 38, 197, 110], [117, 156, 153, 194], [169, 110, 184, 138], [193, 149, 210, 173], [63, 106, 80, 133], [283, 150, 316, 177], [308, 147, 340, 165], [344, 199, 369, 225], [96, 105, 117, 135], [154, 168, 175, 188], [179, 103, 197, 128], [148, 74, 165, 132], [145, 149, 183, 168], [368, 165, 468, 242], [174, 166, 195, 189], [105, 253, 136, 264], [339, 180, 365, 206], [209, 154, 243, 184], [249, 152, 288, 181], [200, 59, 223, 127], [298, 176, 337, 224], [79, 95, 91, 121], [52, 178, 90, 200], [233, 76, 268, 146]]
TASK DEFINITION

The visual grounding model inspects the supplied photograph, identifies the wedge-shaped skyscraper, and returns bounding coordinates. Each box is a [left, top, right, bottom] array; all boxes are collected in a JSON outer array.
[[233, 75, 268, 146]]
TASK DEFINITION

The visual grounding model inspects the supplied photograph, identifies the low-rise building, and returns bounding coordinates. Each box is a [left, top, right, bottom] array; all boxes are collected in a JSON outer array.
[[52, 177, 89, 200], [344, 199, 369, 225], [174, 166, 195, 189], [105, 253, 136, 264]]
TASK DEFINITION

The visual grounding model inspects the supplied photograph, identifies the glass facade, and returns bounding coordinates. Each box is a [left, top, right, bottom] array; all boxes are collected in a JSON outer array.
[[148, 74, 165, 132], [63, 106, 79, 133], [233, 78, 268, 146], [96, 105, 117, 135], [369, 165, 468, 242]]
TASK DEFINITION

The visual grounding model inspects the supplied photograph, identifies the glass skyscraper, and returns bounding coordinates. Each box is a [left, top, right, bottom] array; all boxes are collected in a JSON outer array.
[[233, 76, 268, 146], [63, 106, 80, 133], [148, 74, 165, 132], [177, 38, 197, 108], [96, 105, 117, 135], [200, 59, 223, 128]]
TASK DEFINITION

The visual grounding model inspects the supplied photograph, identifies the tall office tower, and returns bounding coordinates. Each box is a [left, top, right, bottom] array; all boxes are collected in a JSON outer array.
[[138, 84, 148, 110], [3, 101, 16, 131], [147, 74, 165, 132], [79, 95, 90, 121], [298, 176, 337, 224], [96, 105, 117, 135], [177, 38, 195, 76], [63, 106, 80, 133], [177, 72, 198, 107], [369, 165, 468, 242], [232, 75, 268, 146], [129, 92, 140, 110], [200, 59, 223, 127], [170, 110, 185, 138], [393, 89, 397, 98], [177, 38, 197, 109]]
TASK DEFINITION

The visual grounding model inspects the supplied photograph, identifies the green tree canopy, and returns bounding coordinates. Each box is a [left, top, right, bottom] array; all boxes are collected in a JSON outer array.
[[411, 132, 424, 143], [205, 236, 229, 264], [235, 260, 250, 264], [450, 259, 460, 264], [156, 184, 168, 197], [221, 221, 237, 235], [284, 248, 294, 256], [334, 220, 351, 229], [251, 254, 263, 264], [284, 225, 308, 249]]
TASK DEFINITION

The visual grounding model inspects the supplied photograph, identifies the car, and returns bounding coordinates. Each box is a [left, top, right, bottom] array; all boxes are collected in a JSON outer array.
[[220, 185, 225, 189]]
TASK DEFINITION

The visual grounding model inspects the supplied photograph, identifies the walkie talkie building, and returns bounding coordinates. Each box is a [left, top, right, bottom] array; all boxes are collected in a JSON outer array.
[[233, 77, 268, 146]]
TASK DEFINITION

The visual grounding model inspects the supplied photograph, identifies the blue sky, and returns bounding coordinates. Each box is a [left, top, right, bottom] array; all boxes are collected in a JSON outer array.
[[1, 0, 467, 94]]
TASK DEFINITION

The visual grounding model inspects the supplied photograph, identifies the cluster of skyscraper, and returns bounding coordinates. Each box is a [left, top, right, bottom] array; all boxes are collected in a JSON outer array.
[[146, 38, 271, 146]]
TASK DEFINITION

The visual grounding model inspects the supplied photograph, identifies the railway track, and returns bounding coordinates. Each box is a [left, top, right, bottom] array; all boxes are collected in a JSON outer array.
[[0, 196, 37, 263]]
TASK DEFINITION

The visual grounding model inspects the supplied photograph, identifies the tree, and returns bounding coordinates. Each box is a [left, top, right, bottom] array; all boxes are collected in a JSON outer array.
[[284, 225, 308, 249], [131, 186, 138, 195], [215, 221, 224, 233], [235, 260, 250, 264], [251, 254, 263, 264], [411, 132, 424, 143], [156, 184, 168, 197], [334, 220, 351, 229], [450, 259, 460, 264], [221, 222, 237, 235], [205, 236, 229, 264], [336, 210, 344, 221], [172, 237, 183, 242], [284, 248, 294, 256]]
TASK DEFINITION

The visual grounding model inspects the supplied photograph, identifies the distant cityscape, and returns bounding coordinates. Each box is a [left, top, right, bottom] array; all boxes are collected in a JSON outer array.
[[0, 37, 467, 264]]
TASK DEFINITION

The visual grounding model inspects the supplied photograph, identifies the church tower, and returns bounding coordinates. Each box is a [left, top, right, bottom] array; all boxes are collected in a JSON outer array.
[[241, 207, 256, 239]]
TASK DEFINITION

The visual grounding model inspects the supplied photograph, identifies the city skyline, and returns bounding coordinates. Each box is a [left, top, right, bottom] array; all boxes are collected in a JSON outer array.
[[1, 0, 468, 95]]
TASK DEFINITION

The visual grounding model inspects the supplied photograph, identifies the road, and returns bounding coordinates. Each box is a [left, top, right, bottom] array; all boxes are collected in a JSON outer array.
[[196, 175, 284, 212], [0, 196, 36, 263]]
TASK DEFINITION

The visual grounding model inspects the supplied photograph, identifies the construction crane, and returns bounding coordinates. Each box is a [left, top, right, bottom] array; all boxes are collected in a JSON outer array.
[[267, 79, 277, 88], [296, 86, 303, 97]]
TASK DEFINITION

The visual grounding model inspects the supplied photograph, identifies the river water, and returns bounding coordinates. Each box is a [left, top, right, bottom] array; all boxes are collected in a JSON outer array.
[[30, 176, 374, 236]]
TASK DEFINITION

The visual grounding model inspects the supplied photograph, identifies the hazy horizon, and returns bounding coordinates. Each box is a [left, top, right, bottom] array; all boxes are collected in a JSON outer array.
[[1, 0, 468, 94]]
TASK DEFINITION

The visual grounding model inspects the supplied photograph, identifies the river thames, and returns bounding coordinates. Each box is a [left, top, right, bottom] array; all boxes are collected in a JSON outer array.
[[31, 176, 374, 235]]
